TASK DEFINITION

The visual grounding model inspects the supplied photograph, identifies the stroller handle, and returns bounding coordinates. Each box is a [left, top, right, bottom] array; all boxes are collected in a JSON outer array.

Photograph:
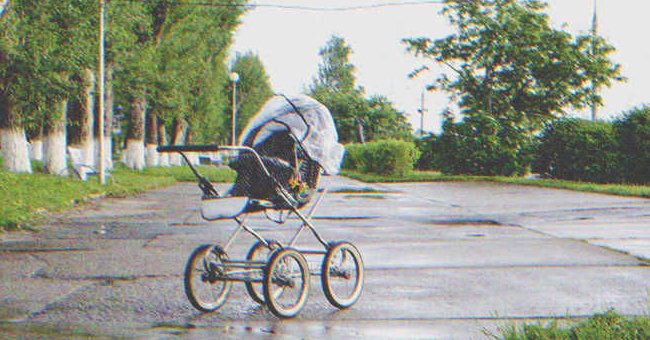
[[157, 144, 220, 153], [156, 144, 273, 187], [156, 144, 297, 207]]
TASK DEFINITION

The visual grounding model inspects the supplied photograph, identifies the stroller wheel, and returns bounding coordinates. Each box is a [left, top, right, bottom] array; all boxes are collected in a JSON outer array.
[[245, 239, 282, 304], [321, 241, 364, 309], [184, 244, 232, 312], [263, 248, 310, 318]]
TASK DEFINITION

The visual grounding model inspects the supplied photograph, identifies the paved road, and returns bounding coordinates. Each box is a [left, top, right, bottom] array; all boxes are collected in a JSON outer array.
[[1, 176, 649, 338]]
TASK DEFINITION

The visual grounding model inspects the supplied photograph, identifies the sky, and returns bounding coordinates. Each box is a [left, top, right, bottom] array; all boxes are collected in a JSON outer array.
[[231, 0, 650, 134]]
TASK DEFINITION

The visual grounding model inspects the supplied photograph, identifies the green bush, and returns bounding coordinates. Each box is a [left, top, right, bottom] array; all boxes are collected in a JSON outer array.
[[532, 118, 620, 183], [614, 105, 650, 184], [415, 134, 440, 170], [343, 139, 420, 176], [435, 116, 528, 176]]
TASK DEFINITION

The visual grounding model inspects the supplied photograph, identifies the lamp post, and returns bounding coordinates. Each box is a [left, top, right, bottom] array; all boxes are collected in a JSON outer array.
[[229, 72, 239, 145], [98, 0, 106, 184]]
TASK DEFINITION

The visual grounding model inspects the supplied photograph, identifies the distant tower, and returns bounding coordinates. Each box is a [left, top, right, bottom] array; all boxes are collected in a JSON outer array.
[[590, 0, 599, 122], [417, 91, 428, 137]]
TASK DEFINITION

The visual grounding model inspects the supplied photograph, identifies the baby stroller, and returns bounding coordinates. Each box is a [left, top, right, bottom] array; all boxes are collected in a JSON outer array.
[[158, 95, 364, 318]]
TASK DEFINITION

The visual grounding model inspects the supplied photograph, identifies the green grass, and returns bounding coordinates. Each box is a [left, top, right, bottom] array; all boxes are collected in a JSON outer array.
[[492, 309, 650, 339], [341, 170, 650, 198], [0, 164, 235, 232], [143, 164, 235, 182]]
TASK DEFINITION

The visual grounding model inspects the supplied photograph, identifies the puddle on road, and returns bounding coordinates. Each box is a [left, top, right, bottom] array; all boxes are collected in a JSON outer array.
[[343, 194, 388, 200], [330, 186, 397, 194], [427, 219, 505, 226]]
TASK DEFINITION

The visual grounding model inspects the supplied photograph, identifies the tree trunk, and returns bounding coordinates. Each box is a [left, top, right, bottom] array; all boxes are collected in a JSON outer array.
[[184, 126, 199, 165], [145, 111, 159, 167], [28, 126, 43, 161], [95, 63, 114, 170], [157, 119, 169, 167], [43, 100, 68, 176], [80, 68, 95, 167], [124, 95, 146, 170], [169, 118, 187, 166], [0, 92, 32, 173], [355, 116, 366, 144]]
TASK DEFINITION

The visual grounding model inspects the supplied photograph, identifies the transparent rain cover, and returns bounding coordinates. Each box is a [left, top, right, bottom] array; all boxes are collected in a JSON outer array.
[[239, 95, 345, 175]]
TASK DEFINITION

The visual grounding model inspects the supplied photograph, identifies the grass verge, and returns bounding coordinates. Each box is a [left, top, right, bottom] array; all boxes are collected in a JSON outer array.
[[492, 309, 650, 339], [0, 164, 234, 232], [341, 170, 650, 199]]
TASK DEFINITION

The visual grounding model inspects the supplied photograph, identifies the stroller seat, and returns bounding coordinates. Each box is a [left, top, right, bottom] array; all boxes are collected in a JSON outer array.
[[201, 95, 342, 221]]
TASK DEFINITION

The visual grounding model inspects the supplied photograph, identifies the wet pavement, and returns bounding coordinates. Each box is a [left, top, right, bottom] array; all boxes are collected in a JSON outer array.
[[1, 176, 649, 338]]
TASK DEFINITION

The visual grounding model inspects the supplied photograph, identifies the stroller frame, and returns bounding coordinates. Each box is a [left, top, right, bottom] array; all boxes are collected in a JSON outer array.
[[158, 144, 364, 318]]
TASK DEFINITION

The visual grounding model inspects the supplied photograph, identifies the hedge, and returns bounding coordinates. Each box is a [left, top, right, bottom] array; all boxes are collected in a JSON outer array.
[[343, 139, 420, 176], [614, 106, 650, 184], [532, 118, 620, 183], [434, 116, 528, 176]]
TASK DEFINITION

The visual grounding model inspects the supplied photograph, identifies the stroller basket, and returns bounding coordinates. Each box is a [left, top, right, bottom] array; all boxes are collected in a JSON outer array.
[[157, 144, 320, 220]]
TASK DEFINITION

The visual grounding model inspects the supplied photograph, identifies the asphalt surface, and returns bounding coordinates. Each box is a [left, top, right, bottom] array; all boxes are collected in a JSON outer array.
[[1, 176, 649, 339]]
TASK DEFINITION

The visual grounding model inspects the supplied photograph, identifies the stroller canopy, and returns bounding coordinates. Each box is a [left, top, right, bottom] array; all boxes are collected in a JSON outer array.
[[239, 95, 345, 175]]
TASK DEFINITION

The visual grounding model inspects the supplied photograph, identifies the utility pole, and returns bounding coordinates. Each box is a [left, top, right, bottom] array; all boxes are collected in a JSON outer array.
[[417, 91, 428, 137], [590, 0, 599, 122], [229, 72, 239, 145], [98, 0, 106, 184]]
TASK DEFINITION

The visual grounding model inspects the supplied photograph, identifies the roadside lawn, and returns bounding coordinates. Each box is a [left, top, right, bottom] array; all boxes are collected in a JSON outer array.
[[341, 170, 650, 199], [0, 164, 234, 232], [492, 309, 650, 339]]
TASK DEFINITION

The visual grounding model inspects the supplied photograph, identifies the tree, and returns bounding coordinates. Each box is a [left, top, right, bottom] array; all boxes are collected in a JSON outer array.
[[225, 52, 274, 142], [404, 0, 623, 175], [312, 91, 367, 144], [102, 0, 150, 170], [364, 95, 412, 141], [0, 0, 32, 172], [309, 35, 356, 95], [310, 35, 412, 143], [144, 0, 245, 165], [0, 0, 95, 174]]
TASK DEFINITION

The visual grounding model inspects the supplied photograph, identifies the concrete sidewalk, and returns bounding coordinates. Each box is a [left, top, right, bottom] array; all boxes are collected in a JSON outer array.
[[1, 176, 649, 338]]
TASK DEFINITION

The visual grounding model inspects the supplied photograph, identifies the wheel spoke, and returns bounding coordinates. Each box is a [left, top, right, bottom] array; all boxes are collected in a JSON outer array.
[[245, 240, 281, 305], [184, 244, 232, 312], [263, 248, 310, 318], [321, 242, 364, 309]]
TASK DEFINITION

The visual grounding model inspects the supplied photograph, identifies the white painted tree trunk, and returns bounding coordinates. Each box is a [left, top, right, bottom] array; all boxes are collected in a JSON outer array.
[[158, 148, 169, 167], [158, 121, 169, 167], [43, 101, 68, 176], [29, 139, 43, 161], [145, 144, 159, 167], [124, 96, 146, 170], [95, 63, 114, 170], [145, 113, 158, 167], [125, 139, 145, 170], [170, 119, 186, 166], [0, 127, 32, 173], [169, 152, 181, 166]]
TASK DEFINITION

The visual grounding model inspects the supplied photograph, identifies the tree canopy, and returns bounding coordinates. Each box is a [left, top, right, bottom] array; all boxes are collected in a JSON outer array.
[[404, 0, 623, 132], [309, 35, 412, 143], [1, 0, 271, 173], [226, 51, 273, 142]]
